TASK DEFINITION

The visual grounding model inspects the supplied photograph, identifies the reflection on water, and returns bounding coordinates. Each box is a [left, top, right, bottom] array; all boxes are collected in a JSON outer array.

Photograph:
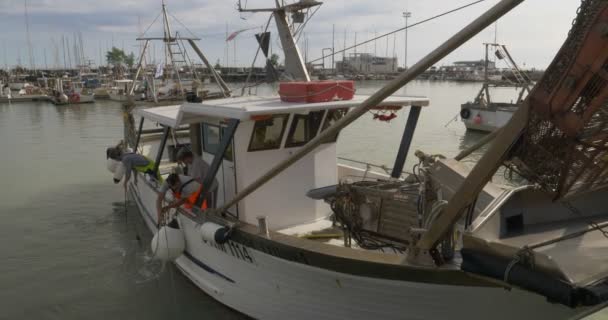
[[0, 82, 605, 319]]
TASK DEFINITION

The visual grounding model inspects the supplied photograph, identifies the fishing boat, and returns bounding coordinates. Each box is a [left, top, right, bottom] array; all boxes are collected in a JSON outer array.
[[108, 79, 137, 102], [125, 1, 226, 106], [109, 1, 608, 319], [460, 43, 531, 132], [50, 78, 95, 105]]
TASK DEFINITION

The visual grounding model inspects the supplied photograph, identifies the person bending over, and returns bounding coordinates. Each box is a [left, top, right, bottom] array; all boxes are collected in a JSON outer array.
[[156, 173, 208, 227]]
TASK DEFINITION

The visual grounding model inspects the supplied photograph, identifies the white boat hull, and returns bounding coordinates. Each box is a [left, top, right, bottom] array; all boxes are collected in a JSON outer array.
[[108, 93, 129, 102], [461, 104, 517, 132], [128, 179, 580, 320], [9, 82, 26, 91], [74, 93, 95, 103]]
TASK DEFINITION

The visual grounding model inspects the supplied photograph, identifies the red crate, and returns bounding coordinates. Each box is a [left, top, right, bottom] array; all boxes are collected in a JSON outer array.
[[279, 80, 355, 103]]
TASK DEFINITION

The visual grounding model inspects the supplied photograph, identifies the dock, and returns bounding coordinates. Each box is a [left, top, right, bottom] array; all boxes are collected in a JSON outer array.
[[0, 95, 52, 103]]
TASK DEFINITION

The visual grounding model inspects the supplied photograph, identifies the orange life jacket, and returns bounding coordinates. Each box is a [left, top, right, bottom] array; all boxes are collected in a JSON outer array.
[[175, 180, 208, 210]]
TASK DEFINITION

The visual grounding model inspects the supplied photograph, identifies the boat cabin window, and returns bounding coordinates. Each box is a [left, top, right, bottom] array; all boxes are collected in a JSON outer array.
[[202, 123, 234, 161], [203, 124, 220, 154], [286, 111, 325, 148], [321, 108, 348, 143], [248, 114, 289, 152]]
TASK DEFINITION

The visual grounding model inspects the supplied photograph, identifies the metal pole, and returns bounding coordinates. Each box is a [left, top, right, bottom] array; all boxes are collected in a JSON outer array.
[[213, 0, 525, 215], [153, 126, 170, 174], [454, 127, 502, 161], [195, 119, 240, 209], [391, 106, 421, 178], [129, 40, 150, 96], [188, 39, 231, 97], [332, 24, 335, 75], [403, 11, 411, 69], [134, 117, 145, 151]]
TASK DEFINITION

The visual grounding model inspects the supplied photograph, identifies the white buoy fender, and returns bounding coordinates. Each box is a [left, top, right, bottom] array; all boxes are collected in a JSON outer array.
[[151, 226, 186, 262], [106, 158, 120, 173], [113, 162, 125, 183], [200, 222, 231, 244], [59, 94, 68, 103]]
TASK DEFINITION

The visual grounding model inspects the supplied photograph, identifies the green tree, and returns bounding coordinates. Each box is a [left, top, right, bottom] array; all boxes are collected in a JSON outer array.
[[125, 52, 135, 68], [106, 47, 128, 66], [214, 59, 221, 70], [270, 53, 280, 67]]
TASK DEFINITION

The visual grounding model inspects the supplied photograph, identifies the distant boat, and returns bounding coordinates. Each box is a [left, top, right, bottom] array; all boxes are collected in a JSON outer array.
[[108, 79, 136, 102], [460, 43, 531, 132], [50, 78, 95, 105]]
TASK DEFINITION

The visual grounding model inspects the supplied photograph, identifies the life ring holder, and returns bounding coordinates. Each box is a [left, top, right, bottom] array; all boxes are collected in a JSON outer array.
[[460, 108, 471, 120]]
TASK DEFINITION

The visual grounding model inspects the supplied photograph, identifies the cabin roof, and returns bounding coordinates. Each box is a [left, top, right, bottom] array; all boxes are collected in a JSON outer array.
[[135, 94, 430, 127]]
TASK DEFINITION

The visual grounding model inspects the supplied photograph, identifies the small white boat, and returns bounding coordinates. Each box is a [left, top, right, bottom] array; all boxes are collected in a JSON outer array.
[[108, 79, 135, 102], [461, 43, 531, 132], [50, 78, 95, 105]]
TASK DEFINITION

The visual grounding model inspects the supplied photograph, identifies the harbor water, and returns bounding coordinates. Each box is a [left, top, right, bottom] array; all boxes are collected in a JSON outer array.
[[0, 81, 605, 319]]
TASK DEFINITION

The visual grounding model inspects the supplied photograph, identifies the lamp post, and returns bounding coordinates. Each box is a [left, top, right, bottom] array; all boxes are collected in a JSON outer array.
[[322, 47, 334, 70], [402, 11, 412, 69]]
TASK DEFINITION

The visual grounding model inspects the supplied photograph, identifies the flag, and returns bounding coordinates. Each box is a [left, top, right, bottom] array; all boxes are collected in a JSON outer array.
[[155, 63, 164, 78], [226, 28, 249, 42], [255, 32, 271, 57]]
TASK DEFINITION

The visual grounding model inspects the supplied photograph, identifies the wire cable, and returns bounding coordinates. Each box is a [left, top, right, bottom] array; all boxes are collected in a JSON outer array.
[[308, 0, 489, 64]]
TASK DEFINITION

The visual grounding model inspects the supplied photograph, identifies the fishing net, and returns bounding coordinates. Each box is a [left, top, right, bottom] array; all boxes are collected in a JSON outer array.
[[507, 0, 608, 199]]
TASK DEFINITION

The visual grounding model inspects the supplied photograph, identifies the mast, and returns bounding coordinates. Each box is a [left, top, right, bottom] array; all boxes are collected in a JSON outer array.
[[134, 0, 231, 98], [483, 42, 491, 103], [238, 0, 319, 81], [24, 0, 35, 71]]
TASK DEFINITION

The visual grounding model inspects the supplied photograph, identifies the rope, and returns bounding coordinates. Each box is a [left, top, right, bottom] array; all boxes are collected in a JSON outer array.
[[161, 214, 180, 317], [308, 0, 489, 64], [561, 201, 608, 240], [503, 246, 534, 282], [168, 11, 202, 39], [241, 14, 273, 96]]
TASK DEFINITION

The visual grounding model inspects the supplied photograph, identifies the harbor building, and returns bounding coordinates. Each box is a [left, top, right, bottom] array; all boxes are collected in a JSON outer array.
[[336, 53, 398, 74]]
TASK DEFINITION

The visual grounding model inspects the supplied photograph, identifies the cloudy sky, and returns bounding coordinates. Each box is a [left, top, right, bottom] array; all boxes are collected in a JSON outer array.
[[0, 0, 580, 70]]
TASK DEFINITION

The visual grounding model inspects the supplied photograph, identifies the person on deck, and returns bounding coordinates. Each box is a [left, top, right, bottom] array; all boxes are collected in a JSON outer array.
[[156, 173, 207, 227], [176, 148, 218, 207], [106, 145, 159, 189]]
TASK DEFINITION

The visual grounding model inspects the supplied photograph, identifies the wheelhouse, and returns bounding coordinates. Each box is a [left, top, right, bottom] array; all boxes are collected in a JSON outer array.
[[133, 94, 429, 230]]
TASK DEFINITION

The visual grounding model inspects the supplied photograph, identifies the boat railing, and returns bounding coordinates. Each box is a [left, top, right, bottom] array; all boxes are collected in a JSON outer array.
[[337, 156, 411, 179]]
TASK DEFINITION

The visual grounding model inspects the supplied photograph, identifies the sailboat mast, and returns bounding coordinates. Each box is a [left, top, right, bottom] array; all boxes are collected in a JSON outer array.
[[24, 0, 35, 71], [162, 0, 174, 73]]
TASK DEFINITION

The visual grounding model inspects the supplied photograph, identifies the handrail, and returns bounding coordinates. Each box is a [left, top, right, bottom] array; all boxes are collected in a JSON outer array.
[[338, 157, 412, 176]]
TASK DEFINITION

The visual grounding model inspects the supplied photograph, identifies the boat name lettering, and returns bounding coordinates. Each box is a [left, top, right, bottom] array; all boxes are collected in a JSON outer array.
[[203, 239, 255, 264]]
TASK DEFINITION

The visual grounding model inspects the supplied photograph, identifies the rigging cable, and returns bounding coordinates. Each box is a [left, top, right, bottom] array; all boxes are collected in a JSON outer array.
[[140, 12, 163, 38], [241, 13, 274, 96], [308, 0, 489, 64], [168, 11, 203, 39]]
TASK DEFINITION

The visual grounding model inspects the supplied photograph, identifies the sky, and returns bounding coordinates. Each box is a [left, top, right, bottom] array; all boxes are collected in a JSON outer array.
[[0, 0, 581, 70]]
